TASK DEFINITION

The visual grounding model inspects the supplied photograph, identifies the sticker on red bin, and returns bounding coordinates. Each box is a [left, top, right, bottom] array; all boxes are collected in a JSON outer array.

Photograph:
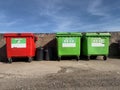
[[11, 38, 26, 48]]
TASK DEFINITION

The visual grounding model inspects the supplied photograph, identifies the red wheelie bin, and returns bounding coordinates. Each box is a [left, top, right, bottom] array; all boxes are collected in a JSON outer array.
[[4, 33, 37, 63]]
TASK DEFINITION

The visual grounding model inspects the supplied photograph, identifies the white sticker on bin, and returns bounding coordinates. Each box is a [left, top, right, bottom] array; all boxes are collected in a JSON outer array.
[[11, 44, 26, 48], [91, 38, 105, 47], [92, 43, 105, 47], [62, 38, 76, 47], [11, 38, 26, 48], [62, 43, 76, 47]]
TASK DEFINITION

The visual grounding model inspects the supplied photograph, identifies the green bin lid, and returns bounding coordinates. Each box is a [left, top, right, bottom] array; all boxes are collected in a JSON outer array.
[[84, 33, 111, 37], [56, 32, 82, 37]]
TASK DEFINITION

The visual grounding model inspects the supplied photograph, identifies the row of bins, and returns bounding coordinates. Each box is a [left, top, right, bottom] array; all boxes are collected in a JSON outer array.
[[3, 32, 111, 63], [56, 32, 111, 61]]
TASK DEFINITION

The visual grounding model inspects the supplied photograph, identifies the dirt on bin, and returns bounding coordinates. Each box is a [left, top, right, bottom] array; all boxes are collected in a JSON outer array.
[[0, 59, 120, 90]]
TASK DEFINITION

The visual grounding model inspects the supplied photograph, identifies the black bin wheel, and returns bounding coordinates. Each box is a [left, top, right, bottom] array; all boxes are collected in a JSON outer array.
[[103, 56, 107, 61], [58, 57, 61, 61], [76, 56, 80, 61], [28, 57, 32, 62], [87, 56, 90, 61], [8, 58, 12, 63]]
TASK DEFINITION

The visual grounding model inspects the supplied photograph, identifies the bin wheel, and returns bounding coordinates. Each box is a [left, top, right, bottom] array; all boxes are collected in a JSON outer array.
[[8, 58, 12, 63], [76, 56, 80, 61], [58, 57, 61, 61], [87, 56, 90, 61], [103, 56, 107, 61], [28, 57, 32, 62]]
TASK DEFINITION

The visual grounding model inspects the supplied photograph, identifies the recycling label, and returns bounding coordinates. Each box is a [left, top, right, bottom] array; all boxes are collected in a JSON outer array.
[[11, 38, 26, 48], [91, 38, 105, 47], [62, 38, 76, 47]]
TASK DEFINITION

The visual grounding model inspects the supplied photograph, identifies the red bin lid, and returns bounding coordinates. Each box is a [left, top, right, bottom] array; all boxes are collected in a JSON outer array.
[[4, 33, 35, 37]]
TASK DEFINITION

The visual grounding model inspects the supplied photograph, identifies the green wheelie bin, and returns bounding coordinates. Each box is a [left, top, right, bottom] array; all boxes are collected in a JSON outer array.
[[56, 32, 82, 61], [82, 33, 111, 60]]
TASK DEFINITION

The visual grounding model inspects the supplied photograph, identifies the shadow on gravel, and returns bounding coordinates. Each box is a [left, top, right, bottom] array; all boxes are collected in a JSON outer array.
[[12, 58, 30, 62]]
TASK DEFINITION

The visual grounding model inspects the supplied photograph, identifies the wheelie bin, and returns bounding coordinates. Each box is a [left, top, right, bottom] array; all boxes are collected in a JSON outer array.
[[4, 33, 37, 63], [82, 33, 111, 60], [56, 32, 82, 61]]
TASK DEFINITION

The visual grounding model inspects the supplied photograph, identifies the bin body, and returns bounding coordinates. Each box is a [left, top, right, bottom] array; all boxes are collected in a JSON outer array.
[[4, 33, 36, 58], [36, 47, 44, 60], [56, 33, 82, 59], [82, 33, 111, 56]]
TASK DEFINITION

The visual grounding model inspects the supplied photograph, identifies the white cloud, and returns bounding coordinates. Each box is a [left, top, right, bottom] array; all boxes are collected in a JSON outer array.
[[35, 0, 80, 32], [53, 19, 73, 32], [88, 0, 109, 17], [0, 21, 17, 26], [0, 12, 19, 27], [73, 18, 120, 32], [36, 0, 63, 16]]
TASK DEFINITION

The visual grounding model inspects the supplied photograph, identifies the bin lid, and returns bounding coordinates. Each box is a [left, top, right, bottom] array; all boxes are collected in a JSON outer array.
[[56, 32, 82, 37], [84, 33, 111, 37], [4, 33, 35, 37]]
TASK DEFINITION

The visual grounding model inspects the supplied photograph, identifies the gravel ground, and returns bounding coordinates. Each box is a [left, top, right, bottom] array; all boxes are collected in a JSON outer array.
[[0, 59, 120, 90]]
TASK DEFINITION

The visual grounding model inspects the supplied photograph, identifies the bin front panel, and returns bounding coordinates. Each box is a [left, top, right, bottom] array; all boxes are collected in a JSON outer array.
[[57, 37, 80, 56], [86, 37, 109, 55], [6, 36, 35, 58]]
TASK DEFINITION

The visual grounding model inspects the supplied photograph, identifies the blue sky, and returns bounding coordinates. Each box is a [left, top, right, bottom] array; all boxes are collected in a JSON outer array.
[[0, 0, 120, 33]]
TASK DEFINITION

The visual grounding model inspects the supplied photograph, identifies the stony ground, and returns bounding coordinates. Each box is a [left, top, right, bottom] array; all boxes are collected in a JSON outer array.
[[0, 58, 120, 90]]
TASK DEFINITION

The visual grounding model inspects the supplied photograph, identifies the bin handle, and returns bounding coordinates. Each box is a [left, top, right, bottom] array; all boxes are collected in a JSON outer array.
[[17, 33, 21, 36]]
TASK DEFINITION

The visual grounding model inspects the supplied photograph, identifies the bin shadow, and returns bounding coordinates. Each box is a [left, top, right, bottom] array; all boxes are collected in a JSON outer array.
[[59, 56, 79, 61], [12, 57, 30, 62]]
